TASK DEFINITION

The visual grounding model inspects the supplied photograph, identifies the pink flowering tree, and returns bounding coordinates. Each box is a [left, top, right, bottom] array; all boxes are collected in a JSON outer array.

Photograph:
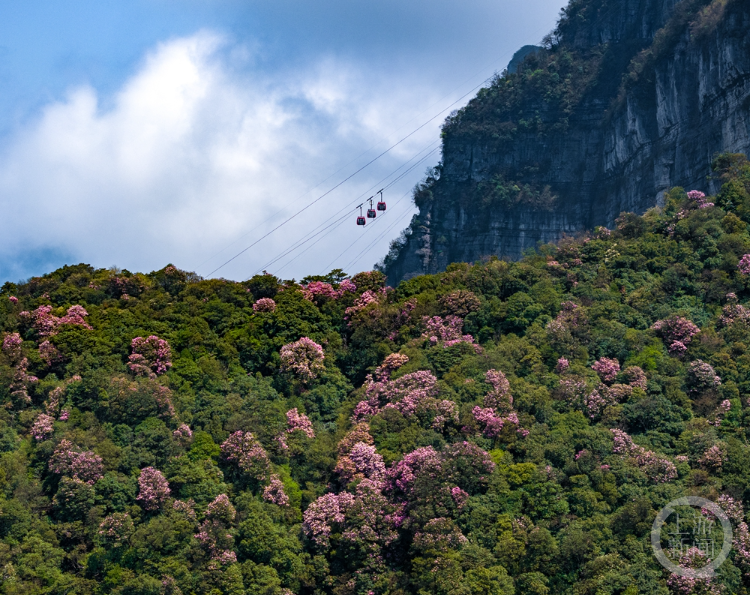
[[301, 281, 339, 303], [334, 441, 386, 484], [686, 190, 714, 209], [610, 429, 676, 483], [280, 337, 325, 382], [686, 360, 722, 392], [19, 304, 92, 337], [262, 474, 290, 506], [128, 335, 172, 377], [195, 494, 237, 567], [472, 369, 528, 437], [221, 431, 271, 481], [252, 297, 276, 313], [302, 491, 355, 548], [422, 315, 479, 351], [31, 414, 55, 441], [98, 512, 135, 547], [2, 332, 38, 405], [651, 316, 700, 354], [136, 467, 171, 510], [49, 439, 103, 483], [591, 357, 620, 383], [739, 254, 750, 275], [666, 548, 724, 595]]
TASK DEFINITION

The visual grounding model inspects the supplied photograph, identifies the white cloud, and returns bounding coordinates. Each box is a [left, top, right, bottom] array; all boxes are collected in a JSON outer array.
[[0, 31, 441, 282]]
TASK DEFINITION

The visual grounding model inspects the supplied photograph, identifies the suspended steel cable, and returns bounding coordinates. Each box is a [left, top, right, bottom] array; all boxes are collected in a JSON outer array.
[[250, 144, 440, 278]]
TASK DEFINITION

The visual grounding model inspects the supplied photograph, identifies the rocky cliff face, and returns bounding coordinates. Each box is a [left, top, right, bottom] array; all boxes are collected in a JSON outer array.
[[382, 0, 750, 284]]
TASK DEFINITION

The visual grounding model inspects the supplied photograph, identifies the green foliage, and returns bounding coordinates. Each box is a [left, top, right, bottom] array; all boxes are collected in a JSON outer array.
[[5, 158, 750, 593]]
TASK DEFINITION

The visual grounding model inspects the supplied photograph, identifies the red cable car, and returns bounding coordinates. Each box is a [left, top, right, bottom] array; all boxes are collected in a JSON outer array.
[[376, 189, 386, 211], [366, 198, 376, 218], [356, 205, 366, 226]]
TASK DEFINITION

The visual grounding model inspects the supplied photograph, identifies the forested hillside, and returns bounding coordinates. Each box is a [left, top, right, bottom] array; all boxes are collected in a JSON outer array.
[[4, 154, 750, 594]]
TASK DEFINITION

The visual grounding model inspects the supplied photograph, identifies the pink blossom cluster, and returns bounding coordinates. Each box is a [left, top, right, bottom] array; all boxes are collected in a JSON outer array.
[[734, 522, 750, 579], [173, 499, 197, 520], [686, 190, 714, 209], [666, 548, 724, 595], [280, 337, 325, 381], [719, 301, 750, 327], [623, 366, 648, 390], [303, 491, 356, 547], [335, 441, 386, 484], [591, 357, 620, 383], [556, 357, 570, 373], [340, 479, 398, 550], [412, 517, 468, 552], [422, 315, 478, 351], [595, 226, 611, 238], [252, 297, 276, 313], [739, 254, 750, 275], [713, 494, 744, 525], [558, 377, 588, 402], [137, 467, 170, 510], [98, 512, 134, 546], [344, 289, 383, 321], [583, 389, 613, 419], [195, 494, 237, 567], [451, 487, 469, 508], [19, 304, 92, 337], [339, 278, 357, 293], [652, 316, 700, 354], [38, 340, 61, 366], [686, 360, 722, 391], [2, 332, 39, 404], [8, 296, 18, 304], [221, 431, 271, 481], [374, 353, 410, 381], [352, 370, 457, 430], [546, 301, 582, 342], [610, 429, 677, 483], [698, 444, 726, 471], [173, 424, 193, 440], [301, 281, 339, 302], [49, 439, 103, 483], [31, 413, 55, 441], [263, 474, 290, 506], [438, 290, 481, 317], [128, 335, 172, 377], [286, 408, 315, 438], [386, 446, 442, 496], [710, 400, 731, 427], [472, 370, 527, 436]]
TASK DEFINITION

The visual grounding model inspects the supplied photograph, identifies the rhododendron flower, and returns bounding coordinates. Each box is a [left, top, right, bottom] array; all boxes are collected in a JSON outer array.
[[252, 297, 276, 312], [610, 429, 676, 483], [98, 513, 134, 546], [136, 467, 170, 510], [302, 281, 339, 302], [591, 357, 620, 383], [286, 408, 315, 438], [686, 360, 721, 391], [128, 336, 172, 376], [263, 475, 290, 506], [38, 340, 60, 366], [687, 189, 714, 208], [2, 332, 22, 355], [739, 254, 750, 275], [338, 278, 357, 293], [19, 305, 91, 337], [422, 315, 479, 351], [173, 424, 193, 441], [556, 357, 570, 373], [335, 441, 386, 483], [31, 413, 55, 441], [49, 439, 103, 483], [652, 315, 700, 355], [698, 444, 726, 471], [303, 492, 355, 547], [8, 296, 18, 304], [221, 431, 271, 481], [280, 337, 325, 381], [195, 494, 237, 566]]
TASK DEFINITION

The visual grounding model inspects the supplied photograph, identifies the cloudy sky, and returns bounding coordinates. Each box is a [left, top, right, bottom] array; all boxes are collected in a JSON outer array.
[[0, 0, 564, 283]]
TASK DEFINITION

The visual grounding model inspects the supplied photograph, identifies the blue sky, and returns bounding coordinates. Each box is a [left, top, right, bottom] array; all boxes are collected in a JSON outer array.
[[0, 0, 564, 283]]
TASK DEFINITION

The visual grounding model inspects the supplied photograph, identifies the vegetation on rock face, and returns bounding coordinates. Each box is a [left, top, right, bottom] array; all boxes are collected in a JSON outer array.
[[2, 155, 750, 593]]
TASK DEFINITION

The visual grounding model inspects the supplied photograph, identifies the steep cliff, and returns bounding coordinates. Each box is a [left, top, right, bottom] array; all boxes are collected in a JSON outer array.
[[381, 0, 750, 283]]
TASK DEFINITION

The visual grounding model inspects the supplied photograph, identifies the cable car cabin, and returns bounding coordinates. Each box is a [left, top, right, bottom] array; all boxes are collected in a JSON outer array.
[[367, 208, 376, 218], [356, 216, 366, 226], [377, 201, 386, 211]]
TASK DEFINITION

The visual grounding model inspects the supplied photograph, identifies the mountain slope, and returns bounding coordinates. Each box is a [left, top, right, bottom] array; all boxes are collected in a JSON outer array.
[[3, 156, 750, 593]]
